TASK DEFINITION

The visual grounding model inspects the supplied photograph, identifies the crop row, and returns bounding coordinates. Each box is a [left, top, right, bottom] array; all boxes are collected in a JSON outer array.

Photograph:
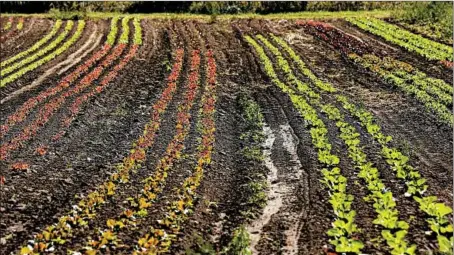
[[321, 104, 416, 255], [2, 20, 73, 77], [358, 54, 452, 104], [395, 21, 453, 46], [134, 49, 217, 254], [81, 49, 200, 254], [0, 19, 124, 160], [346, 17, 453, 63], [133, 18, 142, 45], [107, 17, 120, 45], [1, 20, 62, 68], [302, 21, 453, 127], [19, 47, 185, 255], [256, 33, 414, 254], [1, 20, 86, 87], [0, 18, 120, 138], [337, 96, 454, 254], [265, 31, 453, 253], [349, 53, 453, 126], [245, 35, 364, 253], [53, 18, 143, 142], [1, 19, 62, 68], [298, 20, 379, 57]]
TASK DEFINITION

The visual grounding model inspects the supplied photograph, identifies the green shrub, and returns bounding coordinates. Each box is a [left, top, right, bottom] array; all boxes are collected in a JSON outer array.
[[392, 2, 453, 41], [223, 226, 252, 255], [306, 1, 399, 11], [48, 8, 86, 20]]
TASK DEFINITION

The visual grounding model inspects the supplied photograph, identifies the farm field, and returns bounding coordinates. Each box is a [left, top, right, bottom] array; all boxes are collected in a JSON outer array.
[[0, 12, 452, 255]]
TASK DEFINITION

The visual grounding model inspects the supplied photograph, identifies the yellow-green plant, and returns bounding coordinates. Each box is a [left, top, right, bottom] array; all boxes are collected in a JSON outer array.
[[346, 17, 453, 61], [337, 95, 453, 253], [1, 21, 85, 87], [119, 17, 131, 44], [1, 20, 63, 68], [107, 17, 119, 45], [245, 34, 363, 253], [2, 20, 73, 77], [349, 53, 453, 126], [133, 18, 142, 45]]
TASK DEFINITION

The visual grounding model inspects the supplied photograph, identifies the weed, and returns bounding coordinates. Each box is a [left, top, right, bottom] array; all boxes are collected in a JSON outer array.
[[223, 226, 252, 255]]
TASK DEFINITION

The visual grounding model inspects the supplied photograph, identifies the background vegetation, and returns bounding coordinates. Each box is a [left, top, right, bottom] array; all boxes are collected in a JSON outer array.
[[0, 1, 430, 14], [1, 1, 452, 39], [391, 2, 453, 41]]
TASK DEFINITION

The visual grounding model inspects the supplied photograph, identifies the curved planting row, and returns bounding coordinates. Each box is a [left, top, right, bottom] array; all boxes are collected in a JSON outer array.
[[297, 20, 380, 57], [337, 96, 454, 254], [81, 49, 201, 254], [353, 54, 452, 106], [2, 20, 71, 76], [1, 20, 86, 87], [346, 17, 453, 64], [301, 20, 453, 127], [0, 18, 119, 139], [257, 33, 419, 254], [245, 35, 364, 253], [52, 18, 143, 142], [0, 18, 129, 160], [1, 19, 62, 68], [18, 39, 185, 255], [361, 54, 452, 94], [268, 32, 453, 254], [349, 53, 453, 126], [321, 104, 416, 254], [134, 49, 217, 255]]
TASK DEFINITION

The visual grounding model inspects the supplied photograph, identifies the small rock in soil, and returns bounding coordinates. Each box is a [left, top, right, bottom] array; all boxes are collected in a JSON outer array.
[[63, 178, 74, 185], [16, 204, 27, 211], [7, 223, 24, 232]]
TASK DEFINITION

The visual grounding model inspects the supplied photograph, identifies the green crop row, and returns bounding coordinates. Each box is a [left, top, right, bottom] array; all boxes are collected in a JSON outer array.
[[337, 95, 453, 253], [1, 20, 62, 68], [245, 34, 364, 253], [269, 33, 336, 93], [346, 17, 453, 62], [1, 21, 85, 87], [106, 17, 119, 45], [397, 22, 453, 46], [2, 20, 73, 77], [349, 53, 453, 126], [133, 18, 142, 45], [259, 33, 417, 254], [260, 32, 453, 254], [360, 54, 452, 106], [321, 104, 416, 255], [118, 17, 130, 44]]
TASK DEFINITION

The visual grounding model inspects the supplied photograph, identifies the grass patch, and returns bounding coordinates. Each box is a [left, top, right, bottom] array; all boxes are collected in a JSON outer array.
[[2, 9, 392, 20]]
